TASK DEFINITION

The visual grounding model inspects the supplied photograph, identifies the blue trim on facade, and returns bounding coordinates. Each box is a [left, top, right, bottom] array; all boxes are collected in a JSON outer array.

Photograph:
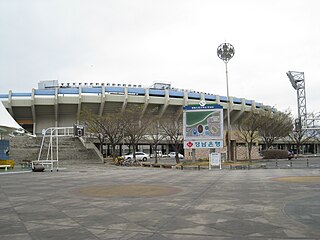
[[82, 87, 102, 94], [149, 89, 165, 96], [128, 87, 145, 95], [11, 93, 32, 97], [169, 90, 184, 98], [105, 87, 125, 93], [188, 92, 201, 99], [204, 94, 216, 101], [58, 88, 79, 94], [0, 94, 9, 98], [34, 89, 55, 95], [220, 96, 228, 102], [233, 97, 242, 104], [245, 100, 253, 105]]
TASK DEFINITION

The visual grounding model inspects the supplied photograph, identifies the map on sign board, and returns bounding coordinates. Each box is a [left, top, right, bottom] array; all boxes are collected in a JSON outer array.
[[184, 108, 223, 140]]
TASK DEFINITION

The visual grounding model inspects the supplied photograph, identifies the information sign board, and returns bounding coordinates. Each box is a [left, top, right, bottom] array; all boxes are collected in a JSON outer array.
[[209, 152, 222, 170], [183, 104, 223, 141]]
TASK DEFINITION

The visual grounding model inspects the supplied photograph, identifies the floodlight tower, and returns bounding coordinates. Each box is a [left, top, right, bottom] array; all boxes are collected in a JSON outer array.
[[217, 43, 235, 161], [287, 71, 320, 130], [286, 71, 307, 130]]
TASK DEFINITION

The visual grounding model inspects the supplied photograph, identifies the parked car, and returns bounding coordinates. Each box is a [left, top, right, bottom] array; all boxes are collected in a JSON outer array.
[[168, 152, 184, 159], [124, 152, 150, 161], [150, 150, 163, 158]]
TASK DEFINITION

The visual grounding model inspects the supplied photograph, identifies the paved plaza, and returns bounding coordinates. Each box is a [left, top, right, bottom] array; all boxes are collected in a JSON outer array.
[[0, 164, 320, 240]]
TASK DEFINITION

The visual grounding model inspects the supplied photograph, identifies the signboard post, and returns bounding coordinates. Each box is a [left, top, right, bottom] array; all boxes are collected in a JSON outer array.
[[209, 152, 222, 170], [183, 103, 224, 170]]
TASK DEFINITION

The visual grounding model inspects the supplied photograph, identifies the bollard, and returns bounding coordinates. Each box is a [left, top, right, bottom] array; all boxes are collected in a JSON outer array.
[[198, 165, 200, 170], [306, 158, 309, 167], [275, 159, 278, 168], [290, 160, 293, 168]]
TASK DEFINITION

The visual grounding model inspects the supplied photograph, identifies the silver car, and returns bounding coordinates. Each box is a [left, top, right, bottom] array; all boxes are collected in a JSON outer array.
[[124, 152, 150, 161], [168, 152, 184, 159]]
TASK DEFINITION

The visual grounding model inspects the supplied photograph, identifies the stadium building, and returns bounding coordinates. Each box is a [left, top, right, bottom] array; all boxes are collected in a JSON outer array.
[[1, 80, 270, 160], [0, 80, 267, 134]]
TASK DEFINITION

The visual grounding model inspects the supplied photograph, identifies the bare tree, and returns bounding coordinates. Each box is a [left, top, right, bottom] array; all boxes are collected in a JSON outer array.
[[146, 117, 165, 164], [100, 113, 126, 161], [236, 111, 261, 161], [80, 109, 125, 161], [258, 110, 293, 149], [160, 116, 183, 164], [122, 105, 152, 160], [80, 109, 105, 153], [288, 128, 318, 155]]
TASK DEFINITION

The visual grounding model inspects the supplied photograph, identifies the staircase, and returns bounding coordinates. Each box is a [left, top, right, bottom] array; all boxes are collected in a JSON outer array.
[[9, 136, 41, 162], [9, 136, 103, 166]]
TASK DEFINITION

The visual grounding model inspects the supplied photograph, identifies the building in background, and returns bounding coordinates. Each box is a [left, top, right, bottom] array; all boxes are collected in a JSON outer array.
[[0, 80, 272, 160]]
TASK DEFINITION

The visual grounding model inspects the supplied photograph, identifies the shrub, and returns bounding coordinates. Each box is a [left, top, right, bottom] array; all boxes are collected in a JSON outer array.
[[114, 156, 124, 165], [261, 149, 288, 159]]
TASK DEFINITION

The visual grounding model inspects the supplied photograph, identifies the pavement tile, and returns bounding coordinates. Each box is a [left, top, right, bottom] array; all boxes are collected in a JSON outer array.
[[184, 212, 236, 225], [210, 219, 284, 237], [24, 218, 80, 229], [75, 213, 130, 229], [106, 222, 152, 232], [18, 210, 68, 221], [0, 233, 33, 240], [161, 233, 231, 239], [62, 207, 111, 218], [8, 196, 44, 205], [23, 222, 76, 231], [14, 203, 60, 213], [0, 212, 21, 221], [1, 165, 320, 239], [0, 219, 27, 235], [29, 227, 97, 240]]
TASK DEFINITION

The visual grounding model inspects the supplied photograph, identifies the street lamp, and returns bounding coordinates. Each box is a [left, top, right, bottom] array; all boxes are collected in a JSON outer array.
[[217, 42, 235, 161]]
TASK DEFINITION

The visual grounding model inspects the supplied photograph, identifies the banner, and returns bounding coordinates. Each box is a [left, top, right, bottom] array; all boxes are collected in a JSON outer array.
[[184, 140, 223, 149]]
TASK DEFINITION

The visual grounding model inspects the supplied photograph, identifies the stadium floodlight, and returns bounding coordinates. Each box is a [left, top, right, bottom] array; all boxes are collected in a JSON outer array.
[[286, 71, 298, 90], [286, 71, 305, 90], [288, 71, 320, 131], [217, 42, 235, 161], [286, 71, 310, 130], [217, 43, 235, 63]]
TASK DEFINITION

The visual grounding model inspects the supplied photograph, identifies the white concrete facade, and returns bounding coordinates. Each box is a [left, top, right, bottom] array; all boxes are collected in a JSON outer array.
[[0, 84, 269, 135]]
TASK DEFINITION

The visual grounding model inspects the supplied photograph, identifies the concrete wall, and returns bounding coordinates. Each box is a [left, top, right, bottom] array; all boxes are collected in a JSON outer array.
[[184, 145, 262, 161]]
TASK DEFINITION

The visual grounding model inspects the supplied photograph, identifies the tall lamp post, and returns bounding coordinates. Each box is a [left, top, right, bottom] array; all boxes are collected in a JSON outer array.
[[217, 43, 235, 161]]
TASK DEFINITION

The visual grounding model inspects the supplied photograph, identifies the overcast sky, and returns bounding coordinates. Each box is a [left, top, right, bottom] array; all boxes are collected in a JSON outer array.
[[1, 0, 319, 115]]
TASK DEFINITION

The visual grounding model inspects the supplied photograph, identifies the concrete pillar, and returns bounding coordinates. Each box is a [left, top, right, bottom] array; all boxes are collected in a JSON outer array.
[[192, 149, 196, 163]]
